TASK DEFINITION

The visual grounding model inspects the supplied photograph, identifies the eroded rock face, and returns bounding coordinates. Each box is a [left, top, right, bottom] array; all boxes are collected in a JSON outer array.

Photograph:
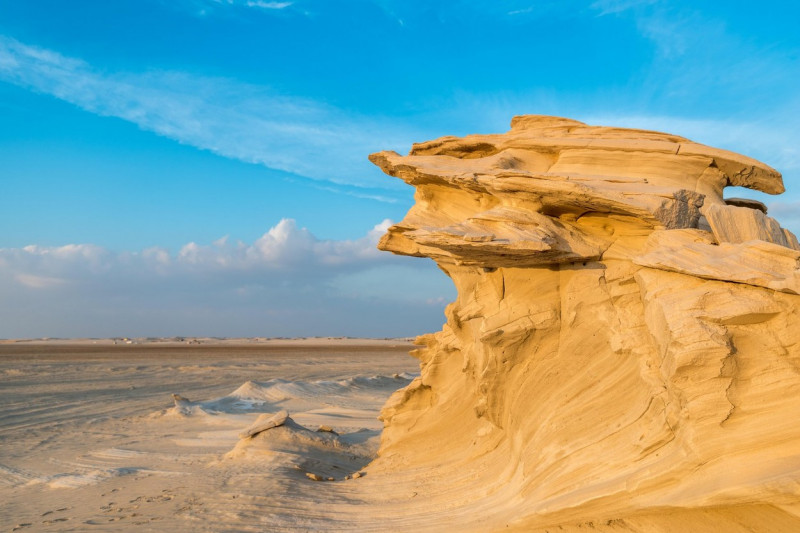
[[370, 116, 800, 529]]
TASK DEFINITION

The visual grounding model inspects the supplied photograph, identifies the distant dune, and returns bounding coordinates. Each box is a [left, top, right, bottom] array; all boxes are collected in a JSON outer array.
[[0, 336, 414, 346]]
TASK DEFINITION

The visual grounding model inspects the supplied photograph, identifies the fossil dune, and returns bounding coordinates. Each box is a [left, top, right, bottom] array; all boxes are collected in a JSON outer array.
[[365, 115, 800, 530]]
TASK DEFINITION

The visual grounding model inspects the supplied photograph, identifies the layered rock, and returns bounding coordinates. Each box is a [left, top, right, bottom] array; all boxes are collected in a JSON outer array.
[[369, 116, 800, 530]]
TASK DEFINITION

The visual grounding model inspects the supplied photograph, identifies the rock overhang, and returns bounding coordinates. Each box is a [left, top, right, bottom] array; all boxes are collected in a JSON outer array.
[[370, 115, 795, 272]]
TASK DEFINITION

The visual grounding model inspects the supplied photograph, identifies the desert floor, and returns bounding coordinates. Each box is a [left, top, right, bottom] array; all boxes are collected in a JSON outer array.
[[5, 339, 798, 533], [0, 339, 418, 532]]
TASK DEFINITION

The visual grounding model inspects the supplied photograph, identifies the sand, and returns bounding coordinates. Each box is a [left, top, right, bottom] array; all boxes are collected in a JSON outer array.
[[2, 336, 799, 532], [0, 339, 417, 532]]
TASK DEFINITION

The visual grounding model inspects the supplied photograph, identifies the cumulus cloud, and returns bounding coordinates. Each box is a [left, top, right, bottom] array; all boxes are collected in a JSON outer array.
[[170, 218, 392, 273], [0, 220, 454, 339], [0, 35, 412, 198], [14, 274, 68, 290], [1, 219, 392, 284]]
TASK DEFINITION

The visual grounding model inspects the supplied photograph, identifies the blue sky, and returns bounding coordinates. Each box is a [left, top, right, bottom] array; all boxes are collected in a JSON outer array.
[[1, 0, 798, 338]]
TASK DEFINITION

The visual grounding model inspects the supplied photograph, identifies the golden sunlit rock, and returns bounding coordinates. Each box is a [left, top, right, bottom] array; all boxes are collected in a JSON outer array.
[[370, 115, 800, 531]]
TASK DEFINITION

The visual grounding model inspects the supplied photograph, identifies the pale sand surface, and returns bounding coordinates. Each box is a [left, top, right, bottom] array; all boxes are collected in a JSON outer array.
[[0, 339, 417, 532], [4, 338, 798, 532]]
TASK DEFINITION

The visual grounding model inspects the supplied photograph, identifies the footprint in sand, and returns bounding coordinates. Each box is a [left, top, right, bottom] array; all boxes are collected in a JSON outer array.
[[40, 506, 72, 525]]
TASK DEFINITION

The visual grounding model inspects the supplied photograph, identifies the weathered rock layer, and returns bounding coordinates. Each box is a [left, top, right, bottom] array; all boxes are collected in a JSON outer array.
[[370, 116, 800, 530]]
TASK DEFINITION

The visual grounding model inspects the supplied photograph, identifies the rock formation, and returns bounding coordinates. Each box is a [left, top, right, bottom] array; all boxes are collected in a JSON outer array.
[[369, 116, 800, 530]]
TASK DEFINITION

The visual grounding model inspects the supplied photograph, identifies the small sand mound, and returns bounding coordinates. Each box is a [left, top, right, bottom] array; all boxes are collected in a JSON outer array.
[[226, 412, 373, 481]]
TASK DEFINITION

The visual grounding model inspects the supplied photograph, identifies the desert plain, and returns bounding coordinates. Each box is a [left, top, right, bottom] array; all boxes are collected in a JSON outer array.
[[0, 338, 420, 532]]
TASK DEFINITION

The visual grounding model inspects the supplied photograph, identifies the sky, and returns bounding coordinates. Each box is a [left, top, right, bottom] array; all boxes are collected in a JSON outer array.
[[1, 0, 798, 338]]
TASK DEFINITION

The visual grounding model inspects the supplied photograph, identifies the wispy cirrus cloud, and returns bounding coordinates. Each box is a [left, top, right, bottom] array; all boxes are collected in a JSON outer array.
[[0, 219, 453, 338], [0, 35, 412, 200], [596, 3, 799, 97], [245, 1, 292, 9], [197, 0, 294, 10], [590, 0, 658, 16], [173, 0, 296, 16]]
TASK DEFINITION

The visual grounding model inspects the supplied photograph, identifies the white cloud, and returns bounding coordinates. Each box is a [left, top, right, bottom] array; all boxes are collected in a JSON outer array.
[[14, 274, 68, 290], [162, 218, 392, 272], [188, 0, 293, 14], [590, 0, 657, 16], [0, 219, 454, 338], [245, 1, 292, 8], [1, 218, 393, 283], [617, 4, 797, 96], [0, 35, 413, 197]]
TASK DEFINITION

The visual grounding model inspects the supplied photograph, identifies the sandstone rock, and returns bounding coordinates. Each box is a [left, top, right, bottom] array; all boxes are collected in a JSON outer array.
[[171, 393, 195, 415], [171, 393, 190, 407], [370, 116, 800, 530], [785, 228, 800, 251], [724, 197, 768, 213], [238, 410, 289, 439], [634, 229, 800, 294], [704, 203, 791, 247], [392, 206, 606, 267]]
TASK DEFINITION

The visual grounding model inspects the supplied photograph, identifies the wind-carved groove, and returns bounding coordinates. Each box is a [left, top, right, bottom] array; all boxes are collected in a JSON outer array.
[[719, 340, 739, 427]]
